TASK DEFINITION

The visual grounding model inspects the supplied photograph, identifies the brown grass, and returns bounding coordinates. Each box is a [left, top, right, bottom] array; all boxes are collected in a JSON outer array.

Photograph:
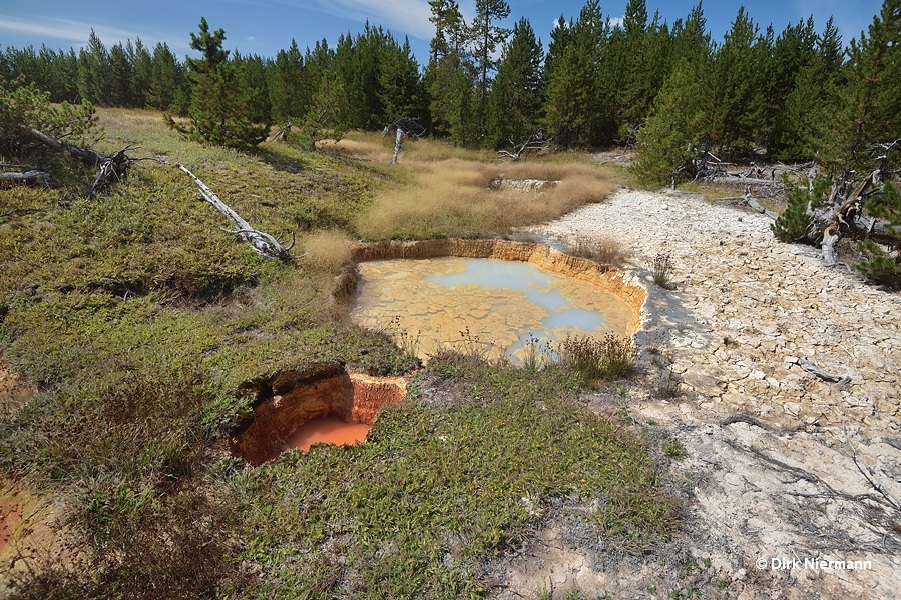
[[566, 236, 627, 266], [301, 230, 355, 275], [354, 152, 616, 240]]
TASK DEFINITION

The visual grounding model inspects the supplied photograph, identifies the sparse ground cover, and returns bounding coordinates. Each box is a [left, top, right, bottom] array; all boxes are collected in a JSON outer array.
[[0, 109, 665, 597]]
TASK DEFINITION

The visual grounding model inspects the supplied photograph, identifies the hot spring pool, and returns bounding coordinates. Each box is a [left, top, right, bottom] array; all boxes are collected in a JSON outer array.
[[349, 257, 637, 362]]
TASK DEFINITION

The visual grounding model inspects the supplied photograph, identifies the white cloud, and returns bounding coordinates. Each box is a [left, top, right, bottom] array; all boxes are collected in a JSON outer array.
[[247, 35, 257, 41], [607, 16, 624, 29], [273, 0, 434, 40], [0, 14, 187, 52], [0, 16, 135, 43]]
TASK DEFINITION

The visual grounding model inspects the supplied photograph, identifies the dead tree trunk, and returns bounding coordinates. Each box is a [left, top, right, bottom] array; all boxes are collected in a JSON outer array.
[[15, 124, 131, 199], [793, 170, 898, 266], [176, 163, 295, 262], [391, 128, 404, 165], [810, 174, 890, 253], [383, 117, 425, 165], [0, 169, 51, 188], [16, 124, 106, 166]]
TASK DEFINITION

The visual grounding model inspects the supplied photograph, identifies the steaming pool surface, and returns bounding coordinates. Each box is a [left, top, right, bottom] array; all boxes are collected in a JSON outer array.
[[350, 257, 636, 362]]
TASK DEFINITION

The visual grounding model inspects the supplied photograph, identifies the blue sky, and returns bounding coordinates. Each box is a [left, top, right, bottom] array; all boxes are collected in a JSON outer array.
[[0, 1, 884, 66]]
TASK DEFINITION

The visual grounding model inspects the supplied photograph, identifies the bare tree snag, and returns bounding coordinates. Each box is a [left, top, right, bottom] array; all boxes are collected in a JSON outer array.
[[383, 117, 426, 165], [268, 121, 292, 143], [175, 163, 295, 261], [498, 133, 552, 162]]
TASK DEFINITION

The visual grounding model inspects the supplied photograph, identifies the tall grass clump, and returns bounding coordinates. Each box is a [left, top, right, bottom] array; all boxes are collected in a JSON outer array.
[[558, 334, 636, 384], [649, 251, 675, 289], [567, 236, 626, 266], [301, 229, 354, 275]]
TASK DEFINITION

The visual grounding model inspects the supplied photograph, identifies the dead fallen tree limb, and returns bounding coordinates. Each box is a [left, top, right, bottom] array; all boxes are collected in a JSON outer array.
[[15, 123, 131, 199], [0, 169, 50, 188], [720, 413, 807, 434], [15, 123, 106, 167], [712, 188, 779, 219], [846, 433, 901, 512], [498, 132, 552, 162], [785, 357, 852, 386], [743, 186, 779, 220], [176, 163, 295, 261]]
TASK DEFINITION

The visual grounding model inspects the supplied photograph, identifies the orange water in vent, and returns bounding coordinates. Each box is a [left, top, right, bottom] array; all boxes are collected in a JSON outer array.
[[287, 415, 371, 452]]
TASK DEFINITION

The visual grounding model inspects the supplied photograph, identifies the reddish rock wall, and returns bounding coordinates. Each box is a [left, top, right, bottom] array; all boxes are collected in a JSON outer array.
[[231, 368, 408, 465]]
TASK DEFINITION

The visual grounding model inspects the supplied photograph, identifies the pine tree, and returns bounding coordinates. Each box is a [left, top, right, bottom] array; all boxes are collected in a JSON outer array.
[[268, 39, 309, 124], [775, 18, 844, 161], [130, 39, 152, 108], [764, 18, 817, 156], [708, 7, 767, 155], [299, 71, 346, 150], [470, 0, 511, 142], [108, 42, 133, 107], [77, 30, 111, 105], [147, 43, 181, 111], [670, 2, 712, 66], [857, 182, 901, 287], [167, 17, 269, 150], [486, 17, 543, 149], [604, 1, 671, 142], [234, 52, 271, 124], [543, 0, 609, 148], [426, 0, 477, 145], [378, 37, 424, 122], [826, 0, 901, 172], [543, 16, 572, 85], [632, 58, 709, 186]]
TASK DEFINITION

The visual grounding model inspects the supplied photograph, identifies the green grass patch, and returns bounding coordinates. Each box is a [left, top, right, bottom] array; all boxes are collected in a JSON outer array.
[[228, 359, 676, 597], [0, 109, 668, 597]]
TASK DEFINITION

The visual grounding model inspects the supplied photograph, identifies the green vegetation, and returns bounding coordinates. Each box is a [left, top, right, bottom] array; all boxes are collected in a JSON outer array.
[[0, 97, 668, 596], [857, 182, 901, 286], [771, 179, 825, 242], [230, 359, 675, 597], [565, 236, 626, 266]]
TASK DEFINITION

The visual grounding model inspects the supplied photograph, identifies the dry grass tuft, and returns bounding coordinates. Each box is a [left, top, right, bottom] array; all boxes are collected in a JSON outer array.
[[318, 137, 390, 161], [567, 236, 627, 266], [301, 230, 355, 275]]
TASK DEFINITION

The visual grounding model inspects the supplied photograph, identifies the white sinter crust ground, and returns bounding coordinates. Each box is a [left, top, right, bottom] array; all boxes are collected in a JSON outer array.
[[494, 188, 901, 599]]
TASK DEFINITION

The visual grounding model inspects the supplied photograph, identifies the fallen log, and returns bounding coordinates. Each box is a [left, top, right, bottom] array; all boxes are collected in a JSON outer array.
[[0, 169, 50, 188], [785, 357, 852, 387], [743, 186, 779, 220], [498, 132, 552, 162], [15, 123, 131, 199], [175, 163, 295, 262], [15, 123, 106, 167]]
